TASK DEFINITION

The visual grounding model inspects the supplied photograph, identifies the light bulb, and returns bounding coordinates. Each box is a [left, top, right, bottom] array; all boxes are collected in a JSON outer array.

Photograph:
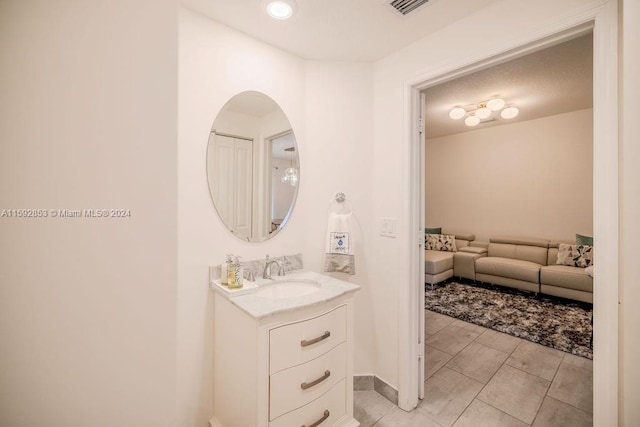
[[449, 107, 466, 120], [501, 106, 519, 119], [486, 98, 505, 111], [264, 1, 296, 20], [465, 116, 480, 126], [475, 107, 491, 120]]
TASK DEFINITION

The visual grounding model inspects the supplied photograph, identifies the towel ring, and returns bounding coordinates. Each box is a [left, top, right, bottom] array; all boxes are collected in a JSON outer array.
[[334, 192, 346, 203]]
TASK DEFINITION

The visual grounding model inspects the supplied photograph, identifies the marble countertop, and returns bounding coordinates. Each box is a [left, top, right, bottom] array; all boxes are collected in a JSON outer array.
[[210, 270, 360, 319]]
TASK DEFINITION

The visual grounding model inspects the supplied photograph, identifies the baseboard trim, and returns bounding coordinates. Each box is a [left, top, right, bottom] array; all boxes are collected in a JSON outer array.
[[353, 374, 398, 405]]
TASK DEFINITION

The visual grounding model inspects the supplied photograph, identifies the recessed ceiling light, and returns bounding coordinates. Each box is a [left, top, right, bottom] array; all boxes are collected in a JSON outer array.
[[263, 0, 297, 20]]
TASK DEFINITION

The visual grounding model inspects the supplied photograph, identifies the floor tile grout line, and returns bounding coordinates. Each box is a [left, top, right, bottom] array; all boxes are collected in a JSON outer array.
[[547, 351, 566, 386], [449, 389, 483, 427], [473, 396, 534, 426], [504, 354, 562, 383], [543, 394, 595, 416], [471, 327, 523, 356], [475, 393, 533, 426]]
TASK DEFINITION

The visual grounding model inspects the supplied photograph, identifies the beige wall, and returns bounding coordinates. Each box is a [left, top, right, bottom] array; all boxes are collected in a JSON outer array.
[[620, 0, 640, 424], [178, 8, 374, 425], [425, 109, 593, 242], [0, 1, 177, 426]]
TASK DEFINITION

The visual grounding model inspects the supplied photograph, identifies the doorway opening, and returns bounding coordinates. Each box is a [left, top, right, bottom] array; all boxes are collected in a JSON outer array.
[[400, 9, 619, 426], [419, 31, 594, 423]]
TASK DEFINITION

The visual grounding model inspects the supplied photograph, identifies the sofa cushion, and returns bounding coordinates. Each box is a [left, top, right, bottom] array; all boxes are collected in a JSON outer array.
[[455, 239, 470, 249], [458, 246, 488, 255], [475, 257, 541, 283], [557, 243, 593, 268], [425, 270, 453, 285], [547, 241, 575, 265], [488, 243, 516, 259], [425, 250, 454, 275], [540, 265, 593, 293], [490, 236, 549, 248], [425, 234, 457, 252], [448, 232, 476, 241], [488, 243, 548, 265]]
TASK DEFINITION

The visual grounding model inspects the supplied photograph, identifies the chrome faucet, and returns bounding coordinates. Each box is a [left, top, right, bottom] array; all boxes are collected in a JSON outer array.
[[262, 254, 284, 279]]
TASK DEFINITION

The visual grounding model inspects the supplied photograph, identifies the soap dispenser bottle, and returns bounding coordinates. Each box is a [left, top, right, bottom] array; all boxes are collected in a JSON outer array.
[[221, 254, 233, 286], [228, 255, 243, 289]]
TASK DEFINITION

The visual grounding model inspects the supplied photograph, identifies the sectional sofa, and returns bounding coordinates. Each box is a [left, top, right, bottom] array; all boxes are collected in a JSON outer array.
[[474, 236, 593, 303], [425, 234, 594, 303]]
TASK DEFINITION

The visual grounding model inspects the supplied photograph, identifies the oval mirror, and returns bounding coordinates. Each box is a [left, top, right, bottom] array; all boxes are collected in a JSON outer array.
[[207, 91, 299, 242]]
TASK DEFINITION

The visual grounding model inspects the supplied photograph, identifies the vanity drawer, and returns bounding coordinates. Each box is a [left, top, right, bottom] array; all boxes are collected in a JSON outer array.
[[269, 378, 346, 427], [270, 305, 346, 374], [270, 342, 346, 420]]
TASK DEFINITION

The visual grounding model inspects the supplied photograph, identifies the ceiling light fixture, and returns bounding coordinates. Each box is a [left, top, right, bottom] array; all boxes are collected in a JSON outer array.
[[448, 97, 519, 127], [474, 105, 492, 120], [263, 0, 297, 20], [449, 107, 466, 120], [464, 116, 480, 126], [280, 146, 298, 186], [486, 98, 506, 111], [501, 106, 520, 119]]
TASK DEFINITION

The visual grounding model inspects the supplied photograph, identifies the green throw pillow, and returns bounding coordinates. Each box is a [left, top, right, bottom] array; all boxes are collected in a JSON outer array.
[[425, 227, 442, 235], [576, 233, 594, 246]]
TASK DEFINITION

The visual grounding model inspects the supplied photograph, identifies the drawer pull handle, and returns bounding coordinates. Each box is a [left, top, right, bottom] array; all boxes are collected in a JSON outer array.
[[301, 331, 330, 347], [300, 370, 331, 390], [301, 410, 330, 427]]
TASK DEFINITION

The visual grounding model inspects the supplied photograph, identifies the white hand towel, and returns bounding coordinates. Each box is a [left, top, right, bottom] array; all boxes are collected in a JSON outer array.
[[324, 212, 355, 275]]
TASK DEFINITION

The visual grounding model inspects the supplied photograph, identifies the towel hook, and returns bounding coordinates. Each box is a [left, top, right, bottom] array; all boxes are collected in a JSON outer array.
[[334, 192, 346, 203]]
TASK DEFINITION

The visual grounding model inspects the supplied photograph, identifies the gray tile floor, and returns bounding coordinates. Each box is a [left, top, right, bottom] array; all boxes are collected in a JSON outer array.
[[354, 310, 593, 427]]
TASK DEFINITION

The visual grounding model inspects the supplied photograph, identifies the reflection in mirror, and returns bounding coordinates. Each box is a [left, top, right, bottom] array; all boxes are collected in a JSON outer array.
[[207, 91, 299, 242]]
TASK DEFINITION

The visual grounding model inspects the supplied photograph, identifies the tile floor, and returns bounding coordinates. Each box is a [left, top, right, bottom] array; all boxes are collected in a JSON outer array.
[[354, 310, 593, 427]]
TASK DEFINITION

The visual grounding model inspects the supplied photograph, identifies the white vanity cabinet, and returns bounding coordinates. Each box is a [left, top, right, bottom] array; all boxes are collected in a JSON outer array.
[[211, 284, 359, 427]]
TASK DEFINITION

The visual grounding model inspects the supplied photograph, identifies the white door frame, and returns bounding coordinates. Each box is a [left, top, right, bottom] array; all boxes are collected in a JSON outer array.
[[399, 2, 618, 425]]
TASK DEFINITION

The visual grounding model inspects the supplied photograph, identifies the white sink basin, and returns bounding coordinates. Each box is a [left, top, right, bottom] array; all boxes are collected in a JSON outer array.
[[255, 279, 321, 299]]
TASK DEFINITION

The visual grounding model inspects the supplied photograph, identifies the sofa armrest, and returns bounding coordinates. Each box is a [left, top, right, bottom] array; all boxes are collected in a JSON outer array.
[[469, 241, 489, 249], [459, 246, 488, 255]]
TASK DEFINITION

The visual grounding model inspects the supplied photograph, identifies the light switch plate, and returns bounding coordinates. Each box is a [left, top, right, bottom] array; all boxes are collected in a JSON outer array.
[[380, 217, 397, 238]]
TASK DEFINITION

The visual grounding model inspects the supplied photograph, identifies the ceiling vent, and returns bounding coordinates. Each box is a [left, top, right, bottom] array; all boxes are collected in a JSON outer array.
[[386, 0, 430, 16]]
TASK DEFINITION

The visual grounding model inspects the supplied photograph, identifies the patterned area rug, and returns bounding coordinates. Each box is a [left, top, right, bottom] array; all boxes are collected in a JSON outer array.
[[425, 281, 593, 359]]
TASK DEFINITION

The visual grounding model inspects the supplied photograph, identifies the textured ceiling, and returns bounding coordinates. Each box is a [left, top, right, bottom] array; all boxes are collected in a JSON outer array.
[[424, 33, 593, 138], [180, 0, 500, 61]]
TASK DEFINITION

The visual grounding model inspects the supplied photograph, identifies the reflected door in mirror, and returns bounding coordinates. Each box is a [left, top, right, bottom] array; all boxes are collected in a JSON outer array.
[[208, 132, 253, 240]]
